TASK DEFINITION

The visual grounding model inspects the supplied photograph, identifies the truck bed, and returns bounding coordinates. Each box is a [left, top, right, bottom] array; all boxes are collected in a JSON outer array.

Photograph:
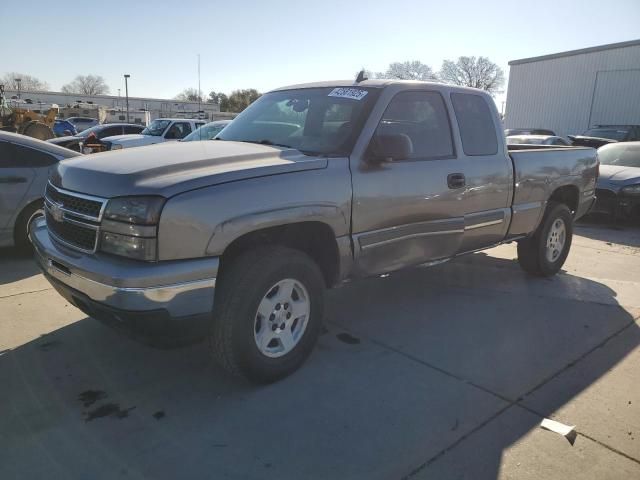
[[507, 146, 598, 237]]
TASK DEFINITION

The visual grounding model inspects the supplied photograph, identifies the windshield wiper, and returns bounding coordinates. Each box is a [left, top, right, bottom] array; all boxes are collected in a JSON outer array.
[[241, 139, 294, 149]]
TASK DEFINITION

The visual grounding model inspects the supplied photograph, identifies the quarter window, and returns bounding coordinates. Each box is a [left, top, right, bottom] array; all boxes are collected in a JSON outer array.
[[450, 93, 498, 156], [376, 91, 454, 159]]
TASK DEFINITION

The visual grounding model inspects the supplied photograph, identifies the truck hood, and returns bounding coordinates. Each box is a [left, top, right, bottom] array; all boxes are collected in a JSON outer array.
[[53, 141, 328, 198], [104, 134, 159, 146], [597, 165, 640, 186]]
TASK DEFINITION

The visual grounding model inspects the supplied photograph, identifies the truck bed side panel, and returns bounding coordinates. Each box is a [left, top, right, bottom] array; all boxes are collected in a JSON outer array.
[[507, 147, 597, 237]]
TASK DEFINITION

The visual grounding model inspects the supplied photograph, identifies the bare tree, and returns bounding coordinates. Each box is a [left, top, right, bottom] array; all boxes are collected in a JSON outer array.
[[175, 88, 205, 102], [376, 61, 437, 81], [439, 56, 505, 96], [0, 72, 49, 91], [61, 75, 110, 95]]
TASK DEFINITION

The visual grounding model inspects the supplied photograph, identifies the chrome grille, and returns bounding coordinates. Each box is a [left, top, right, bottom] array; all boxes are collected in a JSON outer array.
[[44, 182, 107, 252], [45, 183, 104, 219]]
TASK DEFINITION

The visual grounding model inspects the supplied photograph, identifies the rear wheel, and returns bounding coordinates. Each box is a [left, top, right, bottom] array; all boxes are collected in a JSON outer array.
[[210, 246, 325, 383], [517, 201, 573, 276]]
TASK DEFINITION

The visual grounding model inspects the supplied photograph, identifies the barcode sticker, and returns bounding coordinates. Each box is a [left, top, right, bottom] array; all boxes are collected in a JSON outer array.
[[328, 88, 368, 101]]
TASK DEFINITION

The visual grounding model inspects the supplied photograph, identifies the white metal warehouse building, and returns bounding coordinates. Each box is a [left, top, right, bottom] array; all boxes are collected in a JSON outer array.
[[504, 39, 640, 137]]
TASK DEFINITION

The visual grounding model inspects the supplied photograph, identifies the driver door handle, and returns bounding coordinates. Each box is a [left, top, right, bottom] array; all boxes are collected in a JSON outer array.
[[447, 173, 466, 189]]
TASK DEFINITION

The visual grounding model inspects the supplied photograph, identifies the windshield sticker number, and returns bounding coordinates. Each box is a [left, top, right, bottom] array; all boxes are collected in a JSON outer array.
[[328, 88, 368, 101]]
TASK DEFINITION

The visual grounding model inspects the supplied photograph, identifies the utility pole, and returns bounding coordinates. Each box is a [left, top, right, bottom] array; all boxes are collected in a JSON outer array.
[[15, 78, 21, 100], [197, 54, 201, 115], [124, 74, 130, 123]]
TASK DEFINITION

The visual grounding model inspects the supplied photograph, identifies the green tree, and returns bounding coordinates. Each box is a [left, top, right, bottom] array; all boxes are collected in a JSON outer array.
[[208, 91, 229, 110], [225, 89, 261, 113], [175, 88, 205, 102]]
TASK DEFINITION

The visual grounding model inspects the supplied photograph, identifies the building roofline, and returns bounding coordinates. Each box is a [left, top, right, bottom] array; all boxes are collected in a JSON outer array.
[[2, 88, 216, 105], [508, 39, 640, 66]]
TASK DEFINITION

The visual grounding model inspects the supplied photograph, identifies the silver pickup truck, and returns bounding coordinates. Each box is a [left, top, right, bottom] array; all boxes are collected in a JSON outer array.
[[32, 79, 598, 383]]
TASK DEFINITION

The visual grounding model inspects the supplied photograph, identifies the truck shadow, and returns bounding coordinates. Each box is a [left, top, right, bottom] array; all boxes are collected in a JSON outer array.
[[1, 253, 638, 479], [576, 215, 640, 248]]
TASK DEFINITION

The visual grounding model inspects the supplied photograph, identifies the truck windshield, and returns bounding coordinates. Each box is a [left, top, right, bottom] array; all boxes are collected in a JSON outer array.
[[216, 87, 380, 156], [142, 119, 171, 136], [583, 127, 629, 141], [598, 143, 640, 168]]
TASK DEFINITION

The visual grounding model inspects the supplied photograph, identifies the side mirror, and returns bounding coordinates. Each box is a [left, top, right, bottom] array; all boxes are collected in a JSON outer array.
[[369, 133, 413, 162]]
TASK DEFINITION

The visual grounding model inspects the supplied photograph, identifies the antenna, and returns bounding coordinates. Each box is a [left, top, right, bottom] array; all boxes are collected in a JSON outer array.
[[355, 69, 368, 83]]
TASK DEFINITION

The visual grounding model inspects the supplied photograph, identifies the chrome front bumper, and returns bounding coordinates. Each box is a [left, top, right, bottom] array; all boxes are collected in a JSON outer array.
[[31, 218, 218, 318]]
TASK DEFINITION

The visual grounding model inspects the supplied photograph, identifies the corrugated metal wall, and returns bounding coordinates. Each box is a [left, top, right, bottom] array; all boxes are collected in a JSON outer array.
[[505, 44, 640, 137]]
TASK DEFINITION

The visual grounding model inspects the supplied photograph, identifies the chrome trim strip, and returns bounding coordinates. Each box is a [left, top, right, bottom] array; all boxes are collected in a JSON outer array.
[[360, 229, 464, 250], [464, 219, 503, 230], [62, 214, 100, 231]]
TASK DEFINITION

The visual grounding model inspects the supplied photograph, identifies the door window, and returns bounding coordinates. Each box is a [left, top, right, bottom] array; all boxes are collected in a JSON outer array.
[[375, 91, 454, 159], [124, 125, 143, 134], [165, 122, 192, 139], [0, 142, 57, 167], [450, 93, 498, 156]]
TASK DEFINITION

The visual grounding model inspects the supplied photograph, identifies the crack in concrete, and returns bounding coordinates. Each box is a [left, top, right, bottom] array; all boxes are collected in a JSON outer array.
[[0, 287, 53, 300]]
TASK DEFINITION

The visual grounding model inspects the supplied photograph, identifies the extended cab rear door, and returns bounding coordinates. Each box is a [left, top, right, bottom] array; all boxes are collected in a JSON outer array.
[[448, 92, 513, 253]]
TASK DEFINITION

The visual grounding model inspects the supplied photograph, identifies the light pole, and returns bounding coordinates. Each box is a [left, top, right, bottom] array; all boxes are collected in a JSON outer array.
[[15, 78, 21, 100], [124, 74, 130, 122]]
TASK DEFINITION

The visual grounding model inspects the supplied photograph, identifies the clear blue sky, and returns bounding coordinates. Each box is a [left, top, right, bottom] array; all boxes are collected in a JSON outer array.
[[1, 0, 639, 105]]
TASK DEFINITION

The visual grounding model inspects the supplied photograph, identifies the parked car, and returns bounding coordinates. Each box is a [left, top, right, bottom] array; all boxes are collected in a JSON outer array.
[[47, 123, 145, 152], [102, 118, 206, 150], [592, 142, 640, 221], [53, 119, 78, 137], [507, 135, 570, 146], [182, 120, 232, 142], [0, 131, 81, 248], [32, 79, 597, 383], [505, 128, 556, 136], [65, 117, 100, 133], [569, 125, 640, 149]]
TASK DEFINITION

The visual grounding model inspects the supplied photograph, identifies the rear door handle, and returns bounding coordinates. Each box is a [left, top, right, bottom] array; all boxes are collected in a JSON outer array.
[[0, 176, 28, 184], [447, 173, 466, 189]]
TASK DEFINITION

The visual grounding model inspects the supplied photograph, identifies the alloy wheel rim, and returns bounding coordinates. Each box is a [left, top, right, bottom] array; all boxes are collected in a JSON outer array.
[[253, 278, 310, 358], [545, 218, 566, 263]]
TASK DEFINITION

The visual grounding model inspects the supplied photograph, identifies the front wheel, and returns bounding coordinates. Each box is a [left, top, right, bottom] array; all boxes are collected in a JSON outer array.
[[517, 201, 573, 276], [210, 246, 325, 383]]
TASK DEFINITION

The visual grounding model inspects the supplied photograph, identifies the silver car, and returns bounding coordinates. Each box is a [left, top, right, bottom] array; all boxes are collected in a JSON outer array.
[[182, 120, 232, 142], [0, 131, 81, 248]]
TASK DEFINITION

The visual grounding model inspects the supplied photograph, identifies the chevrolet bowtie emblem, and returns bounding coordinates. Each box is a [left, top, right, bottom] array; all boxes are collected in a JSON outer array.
[[50, 203, 64, 222]]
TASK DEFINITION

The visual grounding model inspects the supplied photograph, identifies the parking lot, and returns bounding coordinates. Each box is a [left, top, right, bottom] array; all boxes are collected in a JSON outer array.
[[1, 219, 639, 480]]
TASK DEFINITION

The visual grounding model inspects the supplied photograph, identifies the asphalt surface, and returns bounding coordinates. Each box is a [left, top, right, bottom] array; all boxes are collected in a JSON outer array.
[[1, 219, 639, 480]]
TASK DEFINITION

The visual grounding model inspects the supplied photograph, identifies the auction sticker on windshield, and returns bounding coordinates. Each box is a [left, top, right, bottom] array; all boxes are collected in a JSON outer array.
[[328, 88, 368, 100]]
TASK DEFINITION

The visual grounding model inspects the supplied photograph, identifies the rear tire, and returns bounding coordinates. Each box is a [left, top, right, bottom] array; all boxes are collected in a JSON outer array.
[[14, 201, 44, 250], [517, 201, 573, 277], [210, 246, 325, 383]]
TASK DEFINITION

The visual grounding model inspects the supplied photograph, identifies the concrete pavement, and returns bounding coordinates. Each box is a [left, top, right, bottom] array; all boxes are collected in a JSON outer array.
[[1, 219, 639, 479]]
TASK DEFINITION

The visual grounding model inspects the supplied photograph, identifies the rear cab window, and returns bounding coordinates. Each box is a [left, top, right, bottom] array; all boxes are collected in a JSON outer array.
[[451, 93, 498, 156]]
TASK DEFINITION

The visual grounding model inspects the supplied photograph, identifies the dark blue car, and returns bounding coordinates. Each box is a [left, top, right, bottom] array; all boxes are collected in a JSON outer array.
[[53, 119, 78, 137]]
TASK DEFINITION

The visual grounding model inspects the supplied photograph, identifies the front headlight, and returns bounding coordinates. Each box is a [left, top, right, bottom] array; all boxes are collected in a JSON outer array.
[[111, 144, 123, 150], [621, 184, 640, 195], [100, 196, 165, 261], [100, 232, 157, 261], [104, 196, 165, 225]]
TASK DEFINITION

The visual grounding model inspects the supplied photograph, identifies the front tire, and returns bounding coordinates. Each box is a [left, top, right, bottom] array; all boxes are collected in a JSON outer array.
[[210, 246, 325, 383], [517, 201, 573, 276]]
